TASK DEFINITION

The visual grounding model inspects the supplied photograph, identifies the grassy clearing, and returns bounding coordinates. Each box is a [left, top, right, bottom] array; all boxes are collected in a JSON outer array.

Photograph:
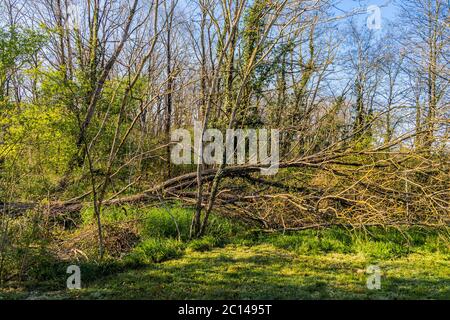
[[3, 243, 449, 300], [77, 245, 447, 300], [0, 205, 449, 300]]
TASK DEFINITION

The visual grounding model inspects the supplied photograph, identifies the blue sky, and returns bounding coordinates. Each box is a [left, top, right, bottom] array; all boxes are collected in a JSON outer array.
[[332, 0, 398, 22]]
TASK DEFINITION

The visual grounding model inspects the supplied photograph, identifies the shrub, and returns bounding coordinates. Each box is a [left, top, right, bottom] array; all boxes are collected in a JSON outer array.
[[0, 211, 57, 283]]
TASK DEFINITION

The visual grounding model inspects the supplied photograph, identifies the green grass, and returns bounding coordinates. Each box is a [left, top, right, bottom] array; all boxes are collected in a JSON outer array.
[[1, 207, 449, 300], [125, 238, 185, 264], [240, 227, 450, 260], [3, 243, 448, 300], [187, 235, 225, 252], [81, 204, 243, 242]]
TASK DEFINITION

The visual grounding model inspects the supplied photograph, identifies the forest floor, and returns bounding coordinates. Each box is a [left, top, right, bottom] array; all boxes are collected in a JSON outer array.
[[1, 207, 449, 300], [2, 242, 449, 300], [66, 244, 449, 300]]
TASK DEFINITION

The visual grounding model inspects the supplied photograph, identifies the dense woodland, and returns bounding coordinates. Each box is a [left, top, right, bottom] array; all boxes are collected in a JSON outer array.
[[0, 0, 448, 289]]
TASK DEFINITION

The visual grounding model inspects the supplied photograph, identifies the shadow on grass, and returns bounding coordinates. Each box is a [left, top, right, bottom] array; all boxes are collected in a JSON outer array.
[[66, 246, 449, 300]]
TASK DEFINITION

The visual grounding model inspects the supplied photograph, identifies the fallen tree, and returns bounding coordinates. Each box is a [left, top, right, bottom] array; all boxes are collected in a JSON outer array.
[[2, 148, 449, 231]]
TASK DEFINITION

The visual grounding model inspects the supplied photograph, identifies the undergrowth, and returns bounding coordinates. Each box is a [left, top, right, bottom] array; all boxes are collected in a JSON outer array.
[[1, 204, 448, 294]]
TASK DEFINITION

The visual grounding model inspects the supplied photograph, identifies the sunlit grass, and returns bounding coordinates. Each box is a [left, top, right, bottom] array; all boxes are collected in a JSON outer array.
[[61, 243, 449, 300], [1, 211, 448, 300]]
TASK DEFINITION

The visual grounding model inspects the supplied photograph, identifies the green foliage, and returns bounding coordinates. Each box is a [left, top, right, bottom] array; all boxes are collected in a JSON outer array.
[[265, 229, 352, 255], [125, 238, 184, 265], [140, 206, 243, 242], [1, 209, 449, 300], [80, 205, 240, 263], [0, 26, 45, 86], [141, 206, 193, 240], [81, 205, 137, 225], [352, 240, 408, 260], [242, 0, 267, 65], [0, 26, 76, 198], [0, 212, 54, 283], [188, 235, 224, 252], [0, 102, 77, 196], [81, 204, 242, 242], [18, 241, 450, 300], [237, 0, 273, 126], [246, 227, 449, 259], [26, 257, 130, 289]]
